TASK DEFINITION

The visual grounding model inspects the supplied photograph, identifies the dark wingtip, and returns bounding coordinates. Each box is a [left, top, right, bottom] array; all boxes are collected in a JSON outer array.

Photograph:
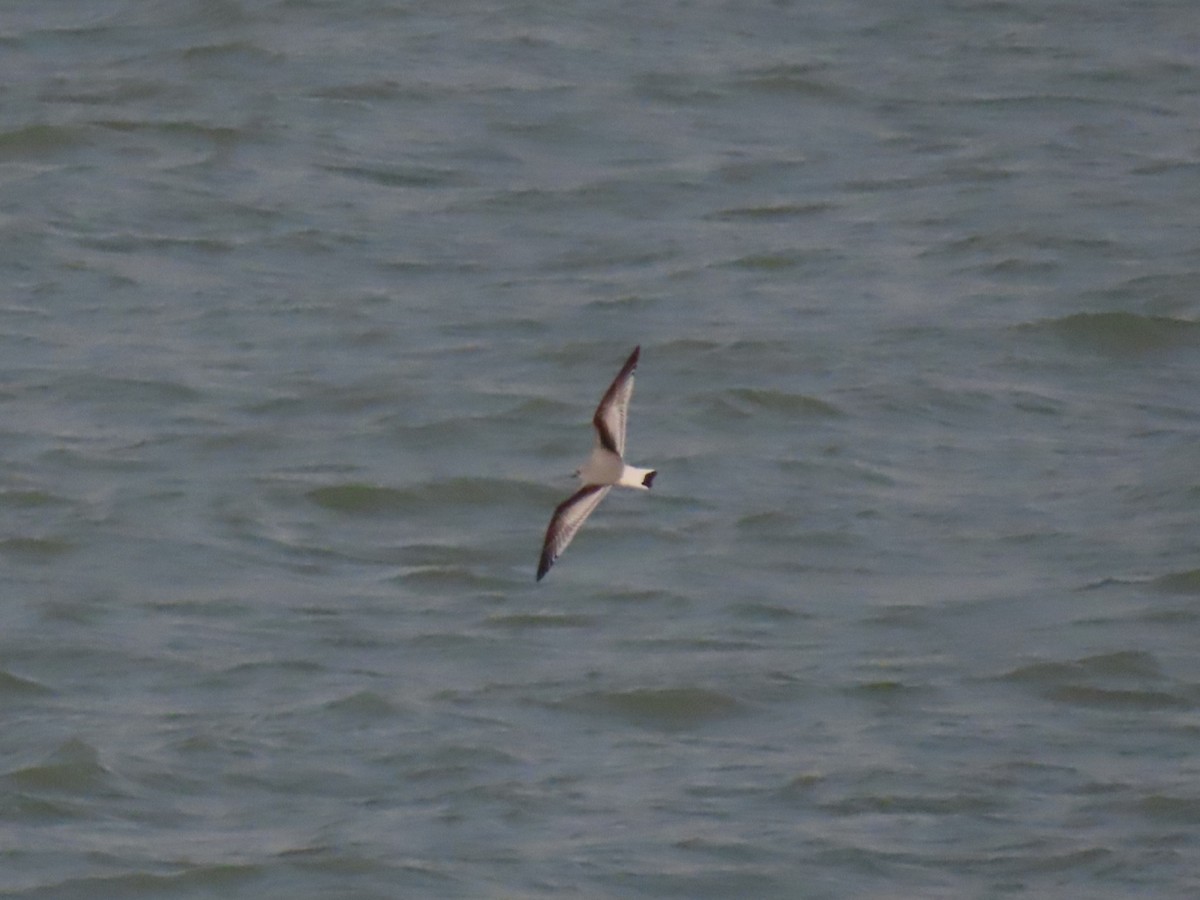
[[642, 470, 657, 489], [536, 556, 551, 581]]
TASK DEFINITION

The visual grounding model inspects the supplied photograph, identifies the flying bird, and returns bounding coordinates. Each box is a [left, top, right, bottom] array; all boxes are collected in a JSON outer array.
[[537, 346, 656, 581]]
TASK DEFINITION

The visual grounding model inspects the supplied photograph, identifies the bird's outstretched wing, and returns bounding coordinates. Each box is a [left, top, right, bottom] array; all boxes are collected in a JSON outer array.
[[592, 346, 639, 457], [537, 484, 612, 581]]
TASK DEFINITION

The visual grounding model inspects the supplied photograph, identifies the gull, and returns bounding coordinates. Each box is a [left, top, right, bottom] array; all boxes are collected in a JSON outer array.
[[537, 346, 656, 581]]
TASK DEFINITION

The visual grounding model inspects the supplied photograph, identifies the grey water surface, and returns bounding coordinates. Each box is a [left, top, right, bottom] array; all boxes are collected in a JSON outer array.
[[2, 0, 1199, 897]]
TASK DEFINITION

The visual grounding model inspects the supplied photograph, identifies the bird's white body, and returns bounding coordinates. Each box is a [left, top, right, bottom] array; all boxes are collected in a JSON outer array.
[[577, 447, 654, 490]]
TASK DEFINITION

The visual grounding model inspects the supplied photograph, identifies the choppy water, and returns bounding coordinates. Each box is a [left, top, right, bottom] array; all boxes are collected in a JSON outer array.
[[3, 1, 1200, 897]]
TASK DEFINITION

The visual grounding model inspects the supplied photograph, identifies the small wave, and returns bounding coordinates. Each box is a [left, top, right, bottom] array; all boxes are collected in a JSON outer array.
[[1003, 650, 1162, 682], [820, 790, 1000, 817], [1150, 569, 1200, 594], [1076, 575, 1155, 591], [1079, 271, 1200, 308], [998, 651, 1191, 710], [862, 604, 933, 629], [22, 864, 265, 896], [308, 477, 531, 515], [393, 566, 507, 590], [77, 232, 235, 254], [223, 658, 325, 678], [716, 248, 840, 271], [318, 162, 469, 189], [735, 510, 798, 531], [733, 62, 845, 99], [180, 40, 280, 64], [307, 483, 420, 515], [655, 337, 723, 355], [702, 387, 842, 420], [1020, 311, 1200, 354], [322, 690, 398, 717], [394, 543, 473, 568], [704, 201, 833, 221], [376, 741, 522, 774], [620, 635, 765, 652], [1131, 793, 1200, 825], [0, 536, 74, 561], [4, 738, 117, 795], [0, 669, 54, 697], [631, 70, 725, 104], [51, 372, 202, 405], [847, 679, 927, 697], [308, 80, 432, 102], [0, 123, 88, 160], [1043, 685, 1190, 711], [976, 845, 1114, 876], [564, 686, 742, 728], [93, 118, 243, 143], [728, 601, 803, 622], [0, 489, 69, 509], [582, 293, 659, 311], [484, 612, 594, 629]]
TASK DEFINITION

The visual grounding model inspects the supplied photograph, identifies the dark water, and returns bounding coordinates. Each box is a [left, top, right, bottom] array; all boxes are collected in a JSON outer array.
[[2, 1, 1199, 897]]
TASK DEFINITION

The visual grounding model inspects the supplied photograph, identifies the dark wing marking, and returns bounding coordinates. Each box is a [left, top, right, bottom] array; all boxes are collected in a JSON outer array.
[[536, 484, 612, 581], [592, 346, 639, 457]]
